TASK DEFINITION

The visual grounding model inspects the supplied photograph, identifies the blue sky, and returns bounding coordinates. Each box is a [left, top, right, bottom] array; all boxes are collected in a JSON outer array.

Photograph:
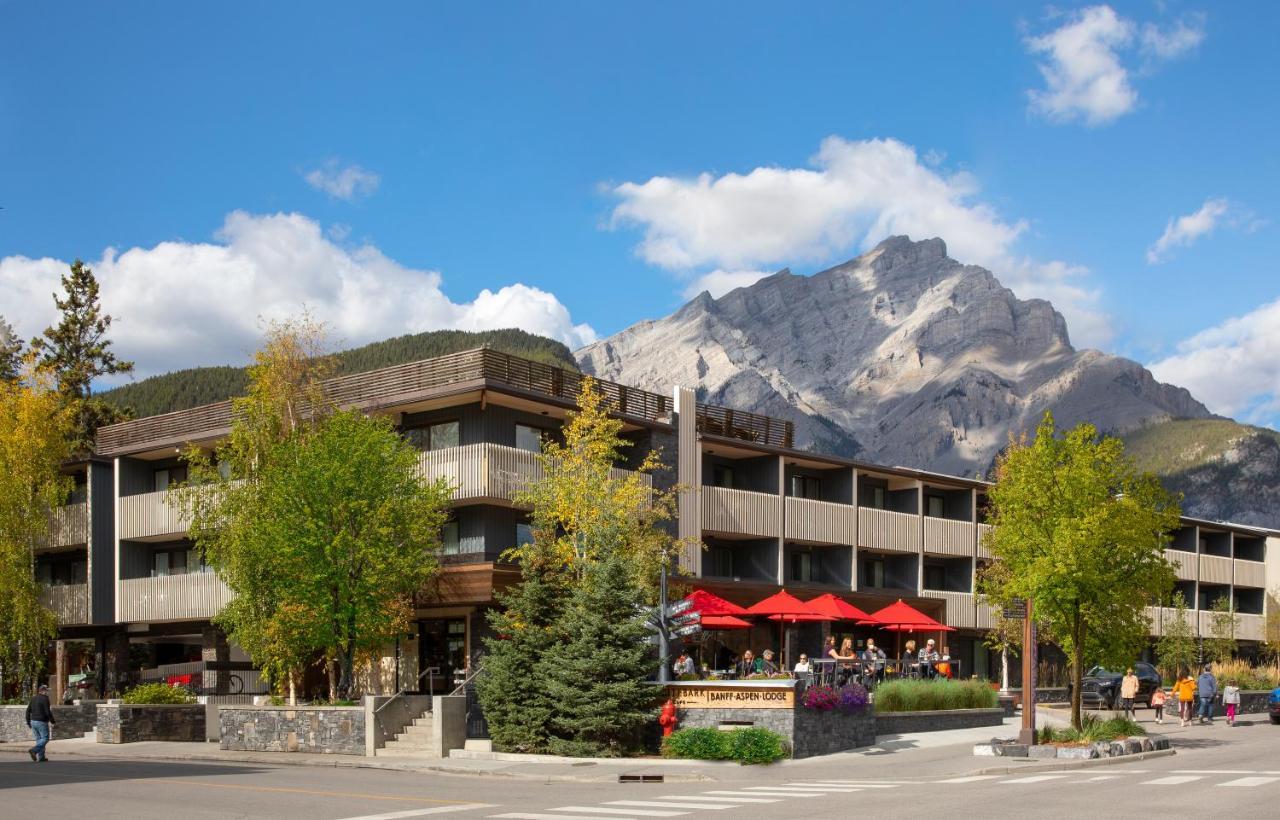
[[1, 2, 1277, 424]]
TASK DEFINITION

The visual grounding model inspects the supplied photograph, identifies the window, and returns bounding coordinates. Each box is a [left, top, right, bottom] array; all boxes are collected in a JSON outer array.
[[515, 522, 533, 549], [151, 546, 206, 577], [441, 521, 459, 556], [515, 424, 546, 454], [712, 464, 735, 489], [791, 474, 821, 499], [154, 465, 187, 492], [862, 484, 886, 509], [790, 551, 813, 583], [924, 564, 945, 591], [863, 557, 885, 588], [926, 494, 945, 518], [405, 420, 459, 451]]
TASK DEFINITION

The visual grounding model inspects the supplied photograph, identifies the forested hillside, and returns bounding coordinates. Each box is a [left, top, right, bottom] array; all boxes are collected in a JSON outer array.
[[99, 328, 577, 418]]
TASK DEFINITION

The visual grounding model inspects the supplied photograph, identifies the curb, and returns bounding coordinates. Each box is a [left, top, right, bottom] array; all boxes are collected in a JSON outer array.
[[969, 747, 1175, 775]]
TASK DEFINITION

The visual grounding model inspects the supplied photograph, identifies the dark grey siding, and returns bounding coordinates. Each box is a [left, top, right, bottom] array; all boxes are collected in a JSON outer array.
[[89, 460, 116, 624]]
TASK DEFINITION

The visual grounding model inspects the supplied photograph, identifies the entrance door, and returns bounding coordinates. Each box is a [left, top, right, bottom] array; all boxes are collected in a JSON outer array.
[[418, 618, 466, 694]]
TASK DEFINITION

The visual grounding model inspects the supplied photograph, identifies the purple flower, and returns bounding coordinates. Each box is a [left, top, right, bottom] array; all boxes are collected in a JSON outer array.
[[837, 683, 869, 713], [802, 684, 839, 711]]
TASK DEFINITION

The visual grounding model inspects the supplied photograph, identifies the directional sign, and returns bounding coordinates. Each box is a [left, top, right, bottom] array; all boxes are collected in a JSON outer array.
[[666, 599, 695, 617], [671, 623, 703, 638], [670, 611, 701, 627], [1003, 600, 1028, 620]]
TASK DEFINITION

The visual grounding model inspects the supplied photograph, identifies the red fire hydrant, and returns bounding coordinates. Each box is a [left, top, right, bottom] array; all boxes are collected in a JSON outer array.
[[658, 698, 678, 737]]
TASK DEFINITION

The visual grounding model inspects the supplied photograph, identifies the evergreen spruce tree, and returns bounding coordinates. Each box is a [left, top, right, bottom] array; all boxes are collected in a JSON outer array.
[[0, 317, 22, 383], [539, 551, 660, 757], [31, 260, 134, 451], [476, 563, 566, 752]]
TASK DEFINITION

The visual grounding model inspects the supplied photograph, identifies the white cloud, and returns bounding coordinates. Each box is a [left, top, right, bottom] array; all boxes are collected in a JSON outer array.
[[1150, 297, 1280, 423], [681, 270, 771, 300], [0, 211, 595, 380], [1025, 6, 1205, 126], [303, 160, 381, 201], [1146, 197, 1229, 263], [609, 136, 1111, 347]]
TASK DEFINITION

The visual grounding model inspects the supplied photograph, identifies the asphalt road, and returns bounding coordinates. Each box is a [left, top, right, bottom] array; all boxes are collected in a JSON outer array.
[[3, 715, 1277, 820]]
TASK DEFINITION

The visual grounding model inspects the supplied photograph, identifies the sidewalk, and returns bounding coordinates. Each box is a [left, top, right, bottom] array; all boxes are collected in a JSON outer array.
[[0, 717, 1027, 784]]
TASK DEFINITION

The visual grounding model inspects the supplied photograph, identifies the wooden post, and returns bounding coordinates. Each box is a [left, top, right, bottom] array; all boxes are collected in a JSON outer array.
[[1018, 598, 1037, 745], [53, 640, 67, 704]]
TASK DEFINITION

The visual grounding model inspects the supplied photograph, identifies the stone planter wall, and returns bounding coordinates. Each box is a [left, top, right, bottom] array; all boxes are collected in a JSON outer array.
[[875, 707, 1006, 735], [792, 707, 876, 757], [0, 703, 97, 742], [96, 703, 206, 743], [976, 735, 1172, 759], [220, 705, 366, 755]]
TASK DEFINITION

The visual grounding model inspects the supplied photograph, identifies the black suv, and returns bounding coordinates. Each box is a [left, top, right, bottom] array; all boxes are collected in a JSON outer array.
[[1069, 663, 1161, 709]]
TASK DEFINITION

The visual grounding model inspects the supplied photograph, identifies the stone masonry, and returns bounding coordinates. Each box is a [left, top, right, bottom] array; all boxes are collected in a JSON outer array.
[[96, 704, 206, 743], [220, 706, 366, 755], [0, 703, 97, 743]]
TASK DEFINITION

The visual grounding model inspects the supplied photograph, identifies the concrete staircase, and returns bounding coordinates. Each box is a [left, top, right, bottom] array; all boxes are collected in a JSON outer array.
[[375, 710, 440, 758]]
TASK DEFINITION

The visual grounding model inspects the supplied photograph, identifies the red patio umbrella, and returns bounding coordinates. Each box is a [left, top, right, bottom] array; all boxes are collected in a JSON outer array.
[[806, 593, 873, 623], [701, 614, 752, 630], [684, 589, 750, 617], [860, 599, 956, 669], [747, 590, 834, 668]]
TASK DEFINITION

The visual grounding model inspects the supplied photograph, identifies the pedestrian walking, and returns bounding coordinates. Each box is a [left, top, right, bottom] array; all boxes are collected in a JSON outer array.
[[1196, 664, 1217, 725], [25, 684, 55, 762], [1223, 680, 1241, 726], [1174, 669, 1196, 727], [1150, 686, 1166, 724], [1119, 667, 1140, 719]]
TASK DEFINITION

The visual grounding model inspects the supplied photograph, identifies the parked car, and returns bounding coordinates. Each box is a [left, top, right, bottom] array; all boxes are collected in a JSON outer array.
[[1067, 663, 1161, 709], [1269, 686, 1280, 725]]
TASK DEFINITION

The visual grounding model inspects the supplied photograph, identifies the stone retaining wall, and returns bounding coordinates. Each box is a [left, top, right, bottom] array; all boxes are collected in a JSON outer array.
[[220, 705, 366, 755], [0, 703, 97, 742], [96, 704, 206, 743], [875, 707, 1006, 735]]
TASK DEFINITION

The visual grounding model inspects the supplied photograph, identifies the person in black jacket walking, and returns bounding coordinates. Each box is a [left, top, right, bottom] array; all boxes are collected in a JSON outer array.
[[26, 684, 55, 762]]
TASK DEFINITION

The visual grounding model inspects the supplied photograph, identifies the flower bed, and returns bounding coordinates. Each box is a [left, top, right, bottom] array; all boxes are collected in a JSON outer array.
[[873, 678, 999, 712]]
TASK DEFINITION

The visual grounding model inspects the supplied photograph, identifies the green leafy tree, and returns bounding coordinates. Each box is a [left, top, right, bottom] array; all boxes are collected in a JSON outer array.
[[1203, 594, 1238, 664], [30, 261, 135, 451], [978, 412, 1181, 730], [1263, 592, 1280, 673], [0, 366, 73, 692], [0, 317, 22, 383], [1156, 591, 1198, 679], [540, 551, 660, 756]]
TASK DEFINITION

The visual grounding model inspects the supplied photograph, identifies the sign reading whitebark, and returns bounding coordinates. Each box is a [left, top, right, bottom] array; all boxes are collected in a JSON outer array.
[[667, 685, 795, 709]]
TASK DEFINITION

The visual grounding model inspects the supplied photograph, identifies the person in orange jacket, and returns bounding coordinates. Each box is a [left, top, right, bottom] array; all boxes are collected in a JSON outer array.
[[1173, 670, 1197, 727]]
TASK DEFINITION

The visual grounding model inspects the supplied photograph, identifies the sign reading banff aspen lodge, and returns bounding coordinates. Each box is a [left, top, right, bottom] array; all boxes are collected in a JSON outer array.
[[668, 685, 795, 709]]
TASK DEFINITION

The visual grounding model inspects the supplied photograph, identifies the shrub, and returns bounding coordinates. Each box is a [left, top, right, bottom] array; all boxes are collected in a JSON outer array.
[[1039, 714, 1145, 744], [1211, 660, 1280, 691], [872, 678, 998, 712], [662, 726, 788, 764], [121, 683, 195, 705]]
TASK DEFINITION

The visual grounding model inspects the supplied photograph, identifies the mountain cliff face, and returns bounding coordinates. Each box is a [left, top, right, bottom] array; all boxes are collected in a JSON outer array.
[[577, 236, 1213, 479]]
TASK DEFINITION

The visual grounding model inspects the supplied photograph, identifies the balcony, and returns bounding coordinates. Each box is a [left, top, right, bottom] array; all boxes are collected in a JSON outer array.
[[701, 486, 781, 538], [420, 443, 650, 508], [39, 583, 88, 625], [976, 602, 998, 629], [784, 497, 856, 544], [858, 508, 921, 552], [922, 590, 976, 629], [118, 573, 232, 623], [1149, 606, 1195, 637], [977, 523, 993, 559], [1164, 549, 1197, 581], [49, 502, 88, 547], [923, 517, 976, 556], [1199, 554, 1233, 585], [1238, 613, 1264, 642], [120, 489, 194, 540], [1234, 559, 1266, 588]]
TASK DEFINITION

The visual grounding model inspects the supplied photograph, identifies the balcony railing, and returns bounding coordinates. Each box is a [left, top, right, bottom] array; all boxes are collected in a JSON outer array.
[[120, 489, 194, 540], [1234, 559, 1266, 588], [1164, 549, 1197, 581], [97, 348, 675, 456], [49, 502, 88, 547], [118, 572, 232, 623], [923, 517, 975, 556], [976, 602, 998, 629], [977, 523, 993, 559], [784, 497, 856, 544], [695, 403, 794, 449], [39, 583, 88, 625], [858, 508, 921, 552], [1149, 606, 1195, 638], [921, 590, 976, 629], [701, 486, 781, 538], [1199, 553, 1233, 585], [1237, 613, 1264, 642], [420, 443, 649, 508]]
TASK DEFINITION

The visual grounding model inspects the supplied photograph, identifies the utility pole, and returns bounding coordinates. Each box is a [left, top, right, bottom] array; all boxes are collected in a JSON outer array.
[[657, 558, 670, 683]]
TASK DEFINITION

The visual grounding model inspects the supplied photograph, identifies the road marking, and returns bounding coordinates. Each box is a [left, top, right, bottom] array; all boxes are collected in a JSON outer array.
[[1173, 769, 1259, 775], [703, 790, 825, 798], [1084, 775, 1122, 782], [744, 785, 861, 792], [658, 796, 780, 804], [607, 801, 735, 810], [1218, 777, 1280, 788], [492, 815, 637, 820], [795, 782, 899, 789], [938, 776, 1000, 783], [338, 807, 496, 820], [551, 808, 685, 817], [159, 779, 480, 805], [1143, 775, 1203, 785], [1001, 775, 1069, 784]]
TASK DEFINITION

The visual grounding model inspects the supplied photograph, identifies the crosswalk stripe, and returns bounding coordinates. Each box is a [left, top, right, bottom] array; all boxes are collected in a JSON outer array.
[[744, 786, 861, 793], [659, 796, 779, 804], [704, 790, 825, 798], [492, 815, 633, 820], [1002, 775, 1069, 784], [795, 783, 899, 789], [1218, 777, 1280, 788], [1143, 776, 1203, 785], [552, 808, 686, 817], [338, 807, 496, 820], [1174, 770, 1257, 774], [938, 776, 1000, 784], [606, 802, 735, 810], [1084, 775, 1122, 782]]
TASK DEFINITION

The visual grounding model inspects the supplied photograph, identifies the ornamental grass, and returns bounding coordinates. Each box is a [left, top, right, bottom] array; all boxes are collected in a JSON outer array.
[[872, 678, 998, 712]]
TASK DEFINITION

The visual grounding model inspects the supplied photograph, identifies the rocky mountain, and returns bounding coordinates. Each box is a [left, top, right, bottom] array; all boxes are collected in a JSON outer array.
[[577, 235, 1215, 480]]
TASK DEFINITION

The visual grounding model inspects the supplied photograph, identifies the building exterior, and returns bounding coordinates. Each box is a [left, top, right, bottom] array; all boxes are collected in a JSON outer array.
[[36, 347, 1280, 698]]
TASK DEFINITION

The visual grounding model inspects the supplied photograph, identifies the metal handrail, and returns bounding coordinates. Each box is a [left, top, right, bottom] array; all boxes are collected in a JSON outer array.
[[450, 660, 484, 697], [374, 665, 439, 715]]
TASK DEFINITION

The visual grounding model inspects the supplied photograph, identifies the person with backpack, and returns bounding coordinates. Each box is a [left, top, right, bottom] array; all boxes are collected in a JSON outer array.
[[25, 684, 55, 762]]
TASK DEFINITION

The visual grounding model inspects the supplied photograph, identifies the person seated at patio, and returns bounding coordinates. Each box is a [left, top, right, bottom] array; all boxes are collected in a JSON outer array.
[[902, 640, 919, 678], [735, 650, 757, 678], [919, 639, 941, 678], [937, 645, 953, 679], [793, 653, 812, 676], [672, 651, 696, 678], [823, 636, 840, 660], [862, 639, 886, 682], [759, 649, 779, 674], [836, 638, 858, 685]]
